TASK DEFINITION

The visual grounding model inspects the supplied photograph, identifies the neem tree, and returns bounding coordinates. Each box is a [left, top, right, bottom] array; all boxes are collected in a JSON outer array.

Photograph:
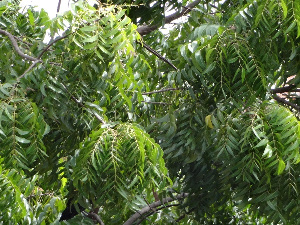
[[0, 0, 299, 224]]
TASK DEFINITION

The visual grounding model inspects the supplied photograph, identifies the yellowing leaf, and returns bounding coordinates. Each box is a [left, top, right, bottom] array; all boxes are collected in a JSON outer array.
[[205, 115, 213, 128]]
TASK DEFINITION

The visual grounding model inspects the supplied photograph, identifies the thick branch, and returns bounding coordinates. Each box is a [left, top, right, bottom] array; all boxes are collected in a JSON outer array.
[[88, 212, 105, 225], [270, 85, 296, 94], [273, 95, 300, 111], [136, 204, 180, 225], [136, 0, 201, 36], [0, 29, 40, 61], [123, 193, 188, 225]]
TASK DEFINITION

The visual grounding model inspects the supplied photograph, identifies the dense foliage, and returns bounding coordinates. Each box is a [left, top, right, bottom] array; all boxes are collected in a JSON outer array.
[[0, 0, 299, 224]]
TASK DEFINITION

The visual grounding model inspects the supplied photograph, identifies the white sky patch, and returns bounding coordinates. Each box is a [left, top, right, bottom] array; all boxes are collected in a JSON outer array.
[[19, 0, 183, 37], [20, 0, 70, 18], [20, 0, 72, 42]]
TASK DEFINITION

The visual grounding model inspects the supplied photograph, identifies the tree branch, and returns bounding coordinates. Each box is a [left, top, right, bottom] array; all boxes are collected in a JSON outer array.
[[57, 0, 62, 14], [135, 203, 180, 225], [142, 88, 182, 95], [136, 0, 201, 36], [0, 29, 41, 62], [87, 212, 105, 225], [140, 42, 178, 70], [141, 101, 171, 105], [273, 95, 300, 111], [123, 193, 188, 225], [18, 60, 41, 79], [37, 33, 71, 59], [270, 85, 296, 94]]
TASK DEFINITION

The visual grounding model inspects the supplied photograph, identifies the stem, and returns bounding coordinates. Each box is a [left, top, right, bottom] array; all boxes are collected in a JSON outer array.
[[142, 88, 182, 95], [141, 101, 171, 105]]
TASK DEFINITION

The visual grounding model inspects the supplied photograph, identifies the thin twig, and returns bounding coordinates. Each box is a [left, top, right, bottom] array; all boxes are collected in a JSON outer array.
[[142, 88, 182, 95], [37, 33, 71, 59], [209, 3, 219, 9], [27, 192, 54, 199], [140, 42, 177, 70], [57, 0, 62, 14], [13, 35, 33, 47], [141, 101, 171, 105], [175, 207, 196, 222], [18, 60, 41, 79]]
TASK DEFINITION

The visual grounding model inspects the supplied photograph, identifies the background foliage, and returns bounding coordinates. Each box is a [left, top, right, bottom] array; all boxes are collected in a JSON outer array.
[[0, 0, 299, 224]]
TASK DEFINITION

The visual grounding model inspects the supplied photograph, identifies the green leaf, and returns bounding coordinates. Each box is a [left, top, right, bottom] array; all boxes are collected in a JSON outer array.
[[15, 136, 30, 144], [27, 9, 35, 26], [280, 0, 287, 19], [83, 41, 97, 50], [277, 159, 285, 175], [284, 21, 296, 35], [80, 25, 98, 32], [295, 0, 300, 37], [241, 67, 246, 83], [16, 128, 30, 136], [255, 139, 268, 148], [83, 34, 98, 43], [119, 16, 131, 27], [98, 44, 111, 55], [203, 62, 216, 74], [262, 144, 272, 158]]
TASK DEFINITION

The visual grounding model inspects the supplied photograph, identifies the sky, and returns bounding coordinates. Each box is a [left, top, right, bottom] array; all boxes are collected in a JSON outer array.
[[20, 0, 72, 18], [19, 0, 185, 35]]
